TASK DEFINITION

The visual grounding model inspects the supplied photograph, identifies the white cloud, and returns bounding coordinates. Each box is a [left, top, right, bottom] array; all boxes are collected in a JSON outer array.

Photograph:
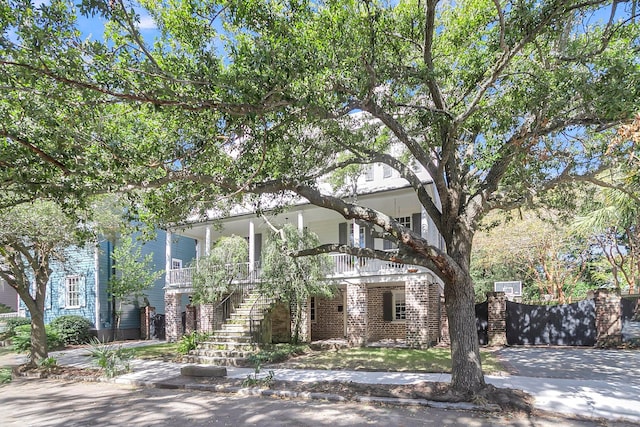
[[138, 15, 157, 30]]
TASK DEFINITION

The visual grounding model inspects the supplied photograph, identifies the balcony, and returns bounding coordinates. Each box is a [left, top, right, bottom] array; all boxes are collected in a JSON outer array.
[[166, 254, 425, 291]]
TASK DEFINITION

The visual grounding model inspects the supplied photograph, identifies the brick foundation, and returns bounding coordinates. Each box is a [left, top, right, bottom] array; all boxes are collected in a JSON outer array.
[[367, 285, 406, 342], [311, 291, 345, 340]]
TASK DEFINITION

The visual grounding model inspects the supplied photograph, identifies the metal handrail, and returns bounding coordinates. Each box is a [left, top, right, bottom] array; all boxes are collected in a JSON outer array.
[[248, 289, 273, 345]]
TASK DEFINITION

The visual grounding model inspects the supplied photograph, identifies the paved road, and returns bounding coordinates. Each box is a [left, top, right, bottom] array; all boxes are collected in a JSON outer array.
[[496, 347, 640, 383], [0, 378, 629, 427]]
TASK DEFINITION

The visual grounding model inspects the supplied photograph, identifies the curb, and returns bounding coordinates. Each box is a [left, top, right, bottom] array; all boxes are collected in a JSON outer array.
[[103, 374, 502, 412], [14, 369, 501, 413]]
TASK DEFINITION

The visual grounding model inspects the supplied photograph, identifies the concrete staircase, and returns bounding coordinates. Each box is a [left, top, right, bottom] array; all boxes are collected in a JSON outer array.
[[187, 291, 273, 366]]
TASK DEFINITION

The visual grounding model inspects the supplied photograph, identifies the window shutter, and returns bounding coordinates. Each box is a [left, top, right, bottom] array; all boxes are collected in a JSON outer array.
[[80, 275, 86, 307], [412, 213, 422, 235], [339, 223, 347, 245], [254, 233, 262, 263], [364, 226, 374, 249], [383, 292, 393, 321], [59, 279, 66, 308]]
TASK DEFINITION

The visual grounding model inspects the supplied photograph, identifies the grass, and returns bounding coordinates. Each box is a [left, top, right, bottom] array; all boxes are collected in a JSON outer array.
[[0, 367, 11, 384], [127, 342, 181, 361], [276, 347, 505, 374], [127, 341, 504, 374]]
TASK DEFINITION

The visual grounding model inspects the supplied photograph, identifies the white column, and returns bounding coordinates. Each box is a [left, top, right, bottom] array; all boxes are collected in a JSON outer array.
[[421, 206, 428, 239], [297, 211, 304, 232], [205, 225, 212, 256], [248, 219, 255, 272], [165, 229, 173, 286], [352, 221, 361, 247]]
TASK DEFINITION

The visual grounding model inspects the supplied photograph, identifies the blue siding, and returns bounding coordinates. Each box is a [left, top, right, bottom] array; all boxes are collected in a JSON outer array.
[[21, 229, 196, 335], [96, 240, 113, 330], [41, 245, 98, 327], [148, 230, 196, 315]]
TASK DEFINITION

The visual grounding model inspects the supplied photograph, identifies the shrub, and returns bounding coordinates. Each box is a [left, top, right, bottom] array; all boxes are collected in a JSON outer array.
[[176, 331, 209, 355], [11, 324, 64, 353], [87, 339, 133, 378], [50, 315, 94, 345], [0, 317, 31, 340]]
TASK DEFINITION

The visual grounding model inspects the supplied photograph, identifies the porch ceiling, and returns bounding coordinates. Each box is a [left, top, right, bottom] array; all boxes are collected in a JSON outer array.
[[173, 186, 421, 241]]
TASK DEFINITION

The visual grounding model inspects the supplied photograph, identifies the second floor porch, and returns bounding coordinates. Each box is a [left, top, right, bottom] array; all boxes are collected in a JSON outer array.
[[165, 253, 429, 292]]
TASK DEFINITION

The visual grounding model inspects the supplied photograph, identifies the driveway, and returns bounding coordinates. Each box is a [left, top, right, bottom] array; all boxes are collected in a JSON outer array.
[[496, 347, 640, 383]]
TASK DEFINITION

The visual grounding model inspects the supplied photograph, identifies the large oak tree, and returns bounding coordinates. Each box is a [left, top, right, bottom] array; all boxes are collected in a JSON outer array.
[[1, 0, 639, 393]]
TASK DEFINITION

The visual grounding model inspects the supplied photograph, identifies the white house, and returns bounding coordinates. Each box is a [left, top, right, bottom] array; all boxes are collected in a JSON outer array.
[[163, 159, 446, 350]]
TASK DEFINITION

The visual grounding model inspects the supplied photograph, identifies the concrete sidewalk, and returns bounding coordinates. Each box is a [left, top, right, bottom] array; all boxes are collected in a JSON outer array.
[[6, 342, 640, 424]]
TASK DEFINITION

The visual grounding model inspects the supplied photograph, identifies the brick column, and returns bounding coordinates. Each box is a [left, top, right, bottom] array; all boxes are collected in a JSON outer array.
[[164, 292, 182, 342], [428, 283, 441, 344], [185, 304, 196, 334], [199, 303, 215, 334], [406, 278, 430, 348], [140, 306, 154, 340], [289, 299, 310, 342], [347, 282, 368, 346], [595, 289, 622, 347], [439, 295, 450, 346], [486, 291, 507, 346]]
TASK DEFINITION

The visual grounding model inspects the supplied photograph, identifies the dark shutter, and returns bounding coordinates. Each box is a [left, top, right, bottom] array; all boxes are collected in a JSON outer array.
[[364, 226, 374, 249], [383, 292, 393, 321], [254, 233, 262, 263], [412, 213, 422, 235], [339, 222, 348, 245], [383, 239, 392, 250]]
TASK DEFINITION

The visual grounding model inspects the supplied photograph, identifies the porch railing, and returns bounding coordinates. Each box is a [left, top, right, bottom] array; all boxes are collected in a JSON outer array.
[[328, 253, 409, 276], [167, 256, 421, 289], [0, 312, 22, 319]]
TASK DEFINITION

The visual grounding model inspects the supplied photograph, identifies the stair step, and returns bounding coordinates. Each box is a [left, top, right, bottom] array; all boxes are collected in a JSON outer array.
[[197, 341, 257, 351], [185, 355, 252, 367], [190, 349, 256, 358]]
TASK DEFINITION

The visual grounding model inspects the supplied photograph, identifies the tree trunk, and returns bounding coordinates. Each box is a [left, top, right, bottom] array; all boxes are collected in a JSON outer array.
[[445, 228, 486, 394], [444, 274, 485, 393], [29, 309, 48, 365]]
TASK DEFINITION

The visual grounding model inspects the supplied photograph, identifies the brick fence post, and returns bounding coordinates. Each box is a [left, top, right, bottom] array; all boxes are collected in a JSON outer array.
[[164, 292, 182, 342], [347, 282, 368, 346], [140, 306, 154, 340], [595, 289, 622, 347], [486, 291, 507, 346]]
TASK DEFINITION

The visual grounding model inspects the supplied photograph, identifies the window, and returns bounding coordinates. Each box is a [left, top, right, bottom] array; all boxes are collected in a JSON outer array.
[[383, 290, 406, 322], [171, 258, 183, 270], [394, 291, 406, 321], [310, 297, 316, 322], [396, 216, 411, 229], [364, 165, 374, 181], [383, 164, 392, 178], [65, 275, 81, 308]]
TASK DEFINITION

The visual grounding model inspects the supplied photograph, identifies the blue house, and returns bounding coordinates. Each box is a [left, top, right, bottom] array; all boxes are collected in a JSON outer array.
[[20, 230, 196, 341]]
